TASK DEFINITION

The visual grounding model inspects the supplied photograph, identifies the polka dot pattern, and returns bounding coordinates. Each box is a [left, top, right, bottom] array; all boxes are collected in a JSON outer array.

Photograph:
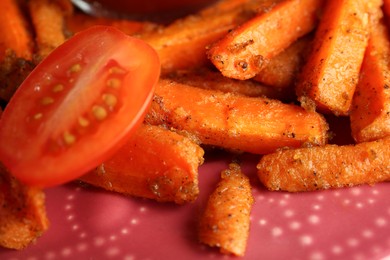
[[1, 155, 389, 260]]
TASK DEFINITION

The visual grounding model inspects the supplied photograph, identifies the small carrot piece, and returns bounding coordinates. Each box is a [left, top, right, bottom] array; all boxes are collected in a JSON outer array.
[[65, 12, 159, 36], [295, 0, 381, 116], [0, 164, 49, 250], [207, 0, 324, 80], [350, 9, 390, 143], [145, 79, 329, 154], [28, 0, 70, 58], [253, 35, 312, 89], [165, 68, 289, 100], [257, 137, 390, 192], [141, 0, 256, 75], [80, 124, 204, 204], [0, 0, 33, 61], [198, 163, 254, 257]]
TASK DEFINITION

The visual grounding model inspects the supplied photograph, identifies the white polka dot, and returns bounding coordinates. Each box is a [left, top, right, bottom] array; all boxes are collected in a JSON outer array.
[[139, 207, 147, 213], [130, 218, 139, 225], [61, 247, 72, 257], [283, 194, 291, 199], [79, 232, 87, 238], [316, 195, 325, 201], [76, 243, 88, 252], [300, 235, 313, 246], [72, 224, 79, 231], [367, 199, 375, 204], [332, 245, 343, 255], [375, 217, 387, 227], [372, 189, 379, 195], [268, 198, 275, 203], [279, 199, 288, 206], [347, 238, 359, 247], [121, 228, 129, 235], [109, 235, 117, 241], [272, 227, 283, 237], [350, 187, 362, 196], [343, 199, 351, 205], [44, 252, 56, 260], [362, 229, 373, 239], [94, 237, 105, 247], [333, 191, 341, 197], [106, 246, 120, 257], [257, 195, 266, 201], [355, 202, 364, 209], [310, 251, 324, 260], [64, 204, 72, 210], [284, 209, 294, 218], [312, 204, 321, 210], [308, 215, 320, 225], [289, 221, 301, 230], [67, 194, 75, 200], [258, 219, 267, 226], [124, 255, 135, 260], [67, 214, 75, 221]]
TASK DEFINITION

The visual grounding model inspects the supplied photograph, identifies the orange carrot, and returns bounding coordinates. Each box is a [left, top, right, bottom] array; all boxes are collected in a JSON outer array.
[[141, 0, 256, 75], [80, 124, 204, 204], [257, 136, 390, 192], [145, 79, 329, 154], [28, 0, 70, 58], [198, 163, 254, 256], [165, 68, 290, 101], [0, 0, 33, 61], [350, 8, 390, 143], [0, 164, 49, 250], [207, 0, 323, 80], [253, 35, 312, 89], [295, 0, 382, 116], [65, 12, 159, 35]]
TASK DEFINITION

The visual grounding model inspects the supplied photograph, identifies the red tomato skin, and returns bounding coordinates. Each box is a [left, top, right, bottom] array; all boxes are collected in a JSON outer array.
[[0, 26, 160, 187]]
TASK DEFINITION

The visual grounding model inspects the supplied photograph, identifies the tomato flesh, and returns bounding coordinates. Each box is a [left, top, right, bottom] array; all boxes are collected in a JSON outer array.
[[0, 26, 160, 187]]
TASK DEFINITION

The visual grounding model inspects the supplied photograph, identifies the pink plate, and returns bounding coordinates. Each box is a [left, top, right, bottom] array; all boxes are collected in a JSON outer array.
[[1, 152, 390, 260]]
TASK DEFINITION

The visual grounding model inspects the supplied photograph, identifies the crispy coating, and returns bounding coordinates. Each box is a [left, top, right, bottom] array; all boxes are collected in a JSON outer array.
[[257, 137, 390, 192], [198, 163, 254, 256], [0, 164, 49, 250]]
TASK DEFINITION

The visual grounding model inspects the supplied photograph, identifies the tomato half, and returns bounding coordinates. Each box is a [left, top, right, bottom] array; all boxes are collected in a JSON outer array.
[[0, 26, 160, 187]]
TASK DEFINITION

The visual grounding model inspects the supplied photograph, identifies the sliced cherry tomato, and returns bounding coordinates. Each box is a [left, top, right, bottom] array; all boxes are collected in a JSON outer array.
[[0, 26, 160, 187]]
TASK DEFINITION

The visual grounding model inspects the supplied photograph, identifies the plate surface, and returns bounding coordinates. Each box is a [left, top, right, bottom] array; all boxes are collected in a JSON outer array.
[[1, 152, 390, 260]]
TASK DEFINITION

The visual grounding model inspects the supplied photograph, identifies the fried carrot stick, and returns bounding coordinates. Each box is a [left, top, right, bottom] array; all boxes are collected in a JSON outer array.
[[65, 12, 160, 36], [165, 68, 290, 101], [295, 0, 382, 116], [0, 164, 49, 250], [141, 0, 255, 75], [145, 79, 329, 154], [198, 163, 254, 256], [350, 9, 390, 143], [80, 124, 204, 204], [253, 35, 312, 89], [28, 0, 71, 58], [257, 136, 390, 192], [0, 0, 33, 61], [207, 0, 324, 80]]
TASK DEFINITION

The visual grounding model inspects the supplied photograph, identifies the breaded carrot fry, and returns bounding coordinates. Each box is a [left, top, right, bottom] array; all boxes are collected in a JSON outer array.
[[141, 0, 256, 75], [198, 163, 254, 256], [165, 68, 289, 100], [350, 9, 390, 143], [28, 0, 70, 58], [296, 0, 382, 116], [145, 79, 329, 154], [253, 35, 312, 89], [0, 0, 33, 61], [0, 164, 49, 250], [207, 0, 323, 80], [257, 137, 390, 192], [79, 124, 204, 204], [65, 12, 160, 35]]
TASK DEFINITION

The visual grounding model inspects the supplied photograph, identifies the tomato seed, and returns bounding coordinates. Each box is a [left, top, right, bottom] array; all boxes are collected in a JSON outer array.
[[52, 84, 64, 93], [106, 78, 121, 89], [33, 113, 43, 120], [92, 106, 108, 121], [63, 131, 76, 145], [78, 116, 90, 127], [102, 93, 117, 108], [41, 97, 54, 105], [69, 64, 82, 73]]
